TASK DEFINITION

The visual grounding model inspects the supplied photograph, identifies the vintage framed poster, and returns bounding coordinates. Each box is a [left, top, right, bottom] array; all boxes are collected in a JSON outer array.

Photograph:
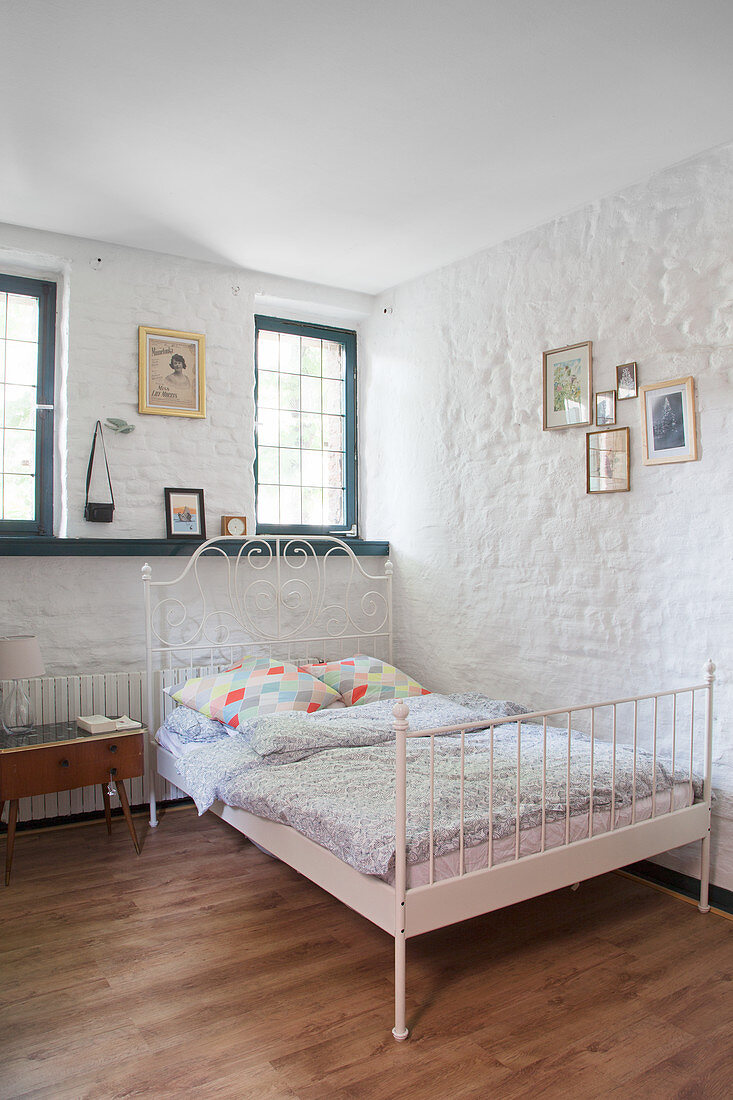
[[139, 326, 206, 418], [542, 341, 593, 429], [586, 427, 630, 494], [164, 487, 206, 539], [640, 376, 697, 465]]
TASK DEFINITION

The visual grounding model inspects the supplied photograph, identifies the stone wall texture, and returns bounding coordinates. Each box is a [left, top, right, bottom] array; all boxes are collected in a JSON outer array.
[[362, 144, 733, 890], [0, 224, 371, 670]]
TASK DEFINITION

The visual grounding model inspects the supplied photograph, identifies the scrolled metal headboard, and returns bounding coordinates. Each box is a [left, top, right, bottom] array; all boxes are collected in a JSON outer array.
[[142, 533, 392, 711]]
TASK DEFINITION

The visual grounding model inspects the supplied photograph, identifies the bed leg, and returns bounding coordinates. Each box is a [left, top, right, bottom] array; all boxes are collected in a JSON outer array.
[[146, 740, 158, 828], [698, 660, 715, 914], [698, 832, 711, 913], [392, 701, 409, 1042], [393, 931, 409, 1042]]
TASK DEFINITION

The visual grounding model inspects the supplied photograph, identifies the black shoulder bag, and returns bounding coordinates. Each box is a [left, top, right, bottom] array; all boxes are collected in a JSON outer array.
[[84, 420, 115, 522]]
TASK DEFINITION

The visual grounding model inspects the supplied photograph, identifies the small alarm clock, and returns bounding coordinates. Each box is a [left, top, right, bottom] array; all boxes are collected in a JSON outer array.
[[221, 515, 247, 536]]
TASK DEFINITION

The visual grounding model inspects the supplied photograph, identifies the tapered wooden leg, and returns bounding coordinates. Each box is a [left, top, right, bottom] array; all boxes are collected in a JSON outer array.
[[5, 800, 18, 886], [114, 781, 140, 855], [101, 785, 112, 835]]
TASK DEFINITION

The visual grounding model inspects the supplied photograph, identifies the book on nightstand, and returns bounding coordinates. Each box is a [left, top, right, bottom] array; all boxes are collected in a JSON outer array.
[[76, 714, 143, 735]]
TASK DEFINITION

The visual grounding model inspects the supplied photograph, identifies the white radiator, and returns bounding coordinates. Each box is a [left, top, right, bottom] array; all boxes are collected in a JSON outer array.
[[1, 671, 182, 826]]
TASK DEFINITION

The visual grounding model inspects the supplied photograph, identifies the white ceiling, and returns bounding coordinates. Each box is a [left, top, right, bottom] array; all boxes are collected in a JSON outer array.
[[2, 1, 732, 294]]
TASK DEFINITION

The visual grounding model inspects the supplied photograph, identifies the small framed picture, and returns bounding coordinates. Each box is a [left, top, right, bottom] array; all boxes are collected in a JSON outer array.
[[616, 362, 638, 400], [164, 488, 206, 539], [139, 326, 206, 418], [542, 341, 593, 429], [586, 427, 630, 494], [595, 390, 617, 426], [640, 376, 698, 465]]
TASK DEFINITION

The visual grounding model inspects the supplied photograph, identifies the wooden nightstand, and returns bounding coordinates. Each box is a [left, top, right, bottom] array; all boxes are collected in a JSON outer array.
[[0, 723, 145, 885]]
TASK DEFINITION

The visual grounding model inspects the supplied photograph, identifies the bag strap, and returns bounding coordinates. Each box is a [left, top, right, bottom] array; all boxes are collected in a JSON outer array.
[[85, 420, 115, 506]]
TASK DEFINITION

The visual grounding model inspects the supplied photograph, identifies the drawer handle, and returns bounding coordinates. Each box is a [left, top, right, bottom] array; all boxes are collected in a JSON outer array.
[[60, 759, 69, 768], [109, 744, 118, 753]]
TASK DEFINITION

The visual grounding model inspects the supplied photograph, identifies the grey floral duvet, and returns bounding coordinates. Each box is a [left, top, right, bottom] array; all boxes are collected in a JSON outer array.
[[164, 693, 701, 879]]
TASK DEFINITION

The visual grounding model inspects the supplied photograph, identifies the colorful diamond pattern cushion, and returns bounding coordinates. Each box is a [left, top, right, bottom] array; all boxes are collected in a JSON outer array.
[[168, 658, 342, 731], [300, 655, 431, 707]]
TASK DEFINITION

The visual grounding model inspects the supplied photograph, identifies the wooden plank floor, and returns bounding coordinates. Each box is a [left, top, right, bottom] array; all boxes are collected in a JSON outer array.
[[1, 808, 731, 1099]]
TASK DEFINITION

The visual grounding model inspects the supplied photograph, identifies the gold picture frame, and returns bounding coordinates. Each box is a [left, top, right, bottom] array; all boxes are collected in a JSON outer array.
[[586, 427, 630, 494], [139, 326, 206, 418], [542, 341, 593, 429], [640, 376, 697, 465]]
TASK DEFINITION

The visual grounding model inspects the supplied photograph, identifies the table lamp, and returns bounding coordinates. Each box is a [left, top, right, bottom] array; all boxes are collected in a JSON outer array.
[[0, 636, 45, 735]]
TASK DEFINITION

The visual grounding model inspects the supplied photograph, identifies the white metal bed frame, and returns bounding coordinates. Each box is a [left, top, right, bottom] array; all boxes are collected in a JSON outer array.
[[143, 535, 715, 1042]]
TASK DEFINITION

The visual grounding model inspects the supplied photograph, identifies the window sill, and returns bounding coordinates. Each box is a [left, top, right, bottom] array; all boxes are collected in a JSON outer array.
[[0, 536, 390, 558]]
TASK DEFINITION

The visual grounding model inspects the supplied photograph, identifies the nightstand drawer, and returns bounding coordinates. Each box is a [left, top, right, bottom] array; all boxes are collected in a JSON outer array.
[[0, 733, 143, 799]]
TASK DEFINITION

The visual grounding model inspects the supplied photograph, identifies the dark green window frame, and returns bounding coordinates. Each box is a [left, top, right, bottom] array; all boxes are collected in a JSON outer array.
[[254, 315, 357, 536], [0, 273, 56, 536]]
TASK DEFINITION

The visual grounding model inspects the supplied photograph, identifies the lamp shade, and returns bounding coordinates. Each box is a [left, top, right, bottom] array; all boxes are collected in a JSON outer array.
[[0, 636, 45, 680]]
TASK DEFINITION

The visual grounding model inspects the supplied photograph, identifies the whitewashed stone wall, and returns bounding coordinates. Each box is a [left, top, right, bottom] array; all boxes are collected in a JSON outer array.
[[362, 144, 733, 890], [0, 224, 372, 669]]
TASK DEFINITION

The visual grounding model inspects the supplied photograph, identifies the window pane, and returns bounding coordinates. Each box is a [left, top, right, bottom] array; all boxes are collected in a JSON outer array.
[[279, 373, 300, 411], [279, 411, 300, 448], [280, 448, 301, 486], [258, 330, 279, 372], [0, 293, 6, 337], [322, 341, 344, 379], [279, 333, 300, 374], [325, 488, 344, 526], [301, 413, 322, 450], [258, 370, 279, 409], [6, 294, 39, 341], [258, 446, 279, 484], [301, 337, 321, 377], [302, 487, 323, 525], [301, 376, 321, 412], [5, 340, 38, 386], [3, 474, 35, 520], [258, 484, 279, 523], [4, 429, 35, 474], [257, 408, 279, 446], [5, 385, 36, 429], [322, 377, 343, 415], [280, 486, 301, 524], [301, 450, 323, 487], [324, 451, 343, 489], [322, 415, 343, 451]]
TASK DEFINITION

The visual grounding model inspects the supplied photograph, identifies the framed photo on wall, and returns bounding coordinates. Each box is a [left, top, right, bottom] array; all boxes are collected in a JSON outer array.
[[139, 326, 206, 418], [616, 361, 638, 400], [164, 487, 206, 539], [640, 376, 698, 465], [595, 390, 616, 426], [586, 427, 630, 494], [542, 341, 593, 429]]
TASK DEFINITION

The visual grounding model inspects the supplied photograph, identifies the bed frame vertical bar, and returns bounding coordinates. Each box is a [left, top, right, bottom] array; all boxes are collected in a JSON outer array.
[[670, 693, 677, 812], [698, 660, 715, 913], [142, 562, 158, 828], [392, 700, 410, 1041], [565, 713, 571, 846], [515, 721, 522, 861], [385, 561, 394, 666]]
